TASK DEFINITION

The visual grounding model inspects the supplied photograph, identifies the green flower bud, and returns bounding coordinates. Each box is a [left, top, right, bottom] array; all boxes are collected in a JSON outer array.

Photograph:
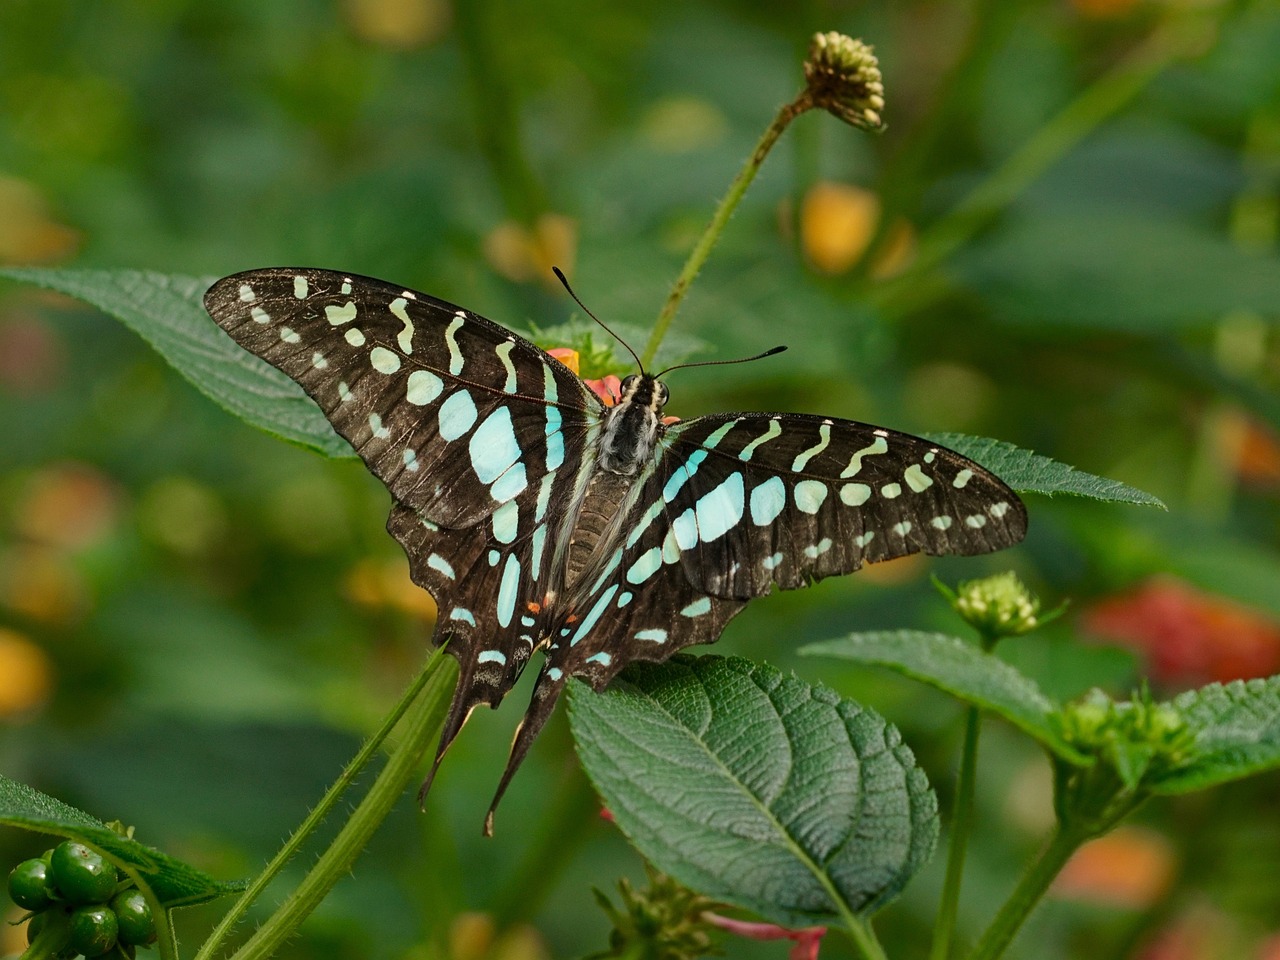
[[804, 32, 886, 131], [950, 571, 1042, 640]]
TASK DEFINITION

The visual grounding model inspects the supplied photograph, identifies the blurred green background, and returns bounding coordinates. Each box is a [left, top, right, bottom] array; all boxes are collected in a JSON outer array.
[[3, 0, 1280, 958]]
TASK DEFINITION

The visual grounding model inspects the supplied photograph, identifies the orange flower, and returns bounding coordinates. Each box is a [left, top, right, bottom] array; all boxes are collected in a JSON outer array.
[[546, 348, 622, 406], [1052, 827, 1175, 909], [483, 214, 577, 290], [1082, 577, 1280, 685], [799, 182, 914, 277]]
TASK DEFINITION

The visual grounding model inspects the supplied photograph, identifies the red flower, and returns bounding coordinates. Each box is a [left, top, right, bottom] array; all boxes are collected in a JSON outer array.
[[1082, 577, 1280, 685], [706, 914, 827, 960]]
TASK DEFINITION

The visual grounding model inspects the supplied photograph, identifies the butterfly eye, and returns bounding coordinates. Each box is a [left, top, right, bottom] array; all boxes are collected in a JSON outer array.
[[620, 374, 639, 392], [655, 381, 670, 405]]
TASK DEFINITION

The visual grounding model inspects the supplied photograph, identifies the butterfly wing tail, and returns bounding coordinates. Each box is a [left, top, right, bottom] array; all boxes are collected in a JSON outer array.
[[482, 665, 568, 836]]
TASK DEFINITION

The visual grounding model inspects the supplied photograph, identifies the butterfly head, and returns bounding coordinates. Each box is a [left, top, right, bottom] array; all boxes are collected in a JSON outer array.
[[598, 373, 669, 475], [618, 373, 669, 413]]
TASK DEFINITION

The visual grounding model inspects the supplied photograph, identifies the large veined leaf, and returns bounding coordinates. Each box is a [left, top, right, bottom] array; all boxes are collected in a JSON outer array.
[[1153, 677, 1280, 794], [800, 630, 1088, 764], [0, 267, 350, 458], [932, 433, 1165, 508], [568, 656, 938, 927]]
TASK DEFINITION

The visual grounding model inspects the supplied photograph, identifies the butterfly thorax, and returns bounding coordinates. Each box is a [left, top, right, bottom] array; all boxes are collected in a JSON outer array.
[[595, 374, 669, 475], [563, 374, 669, 588]]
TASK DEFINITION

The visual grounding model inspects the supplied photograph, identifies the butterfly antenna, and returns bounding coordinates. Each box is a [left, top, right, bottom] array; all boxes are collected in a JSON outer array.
[[655, 345, 787, 380], [552, 266, 645, 373]]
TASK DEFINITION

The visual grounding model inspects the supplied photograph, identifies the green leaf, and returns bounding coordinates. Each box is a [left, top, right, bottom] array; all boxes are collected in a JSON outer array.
[[800, 631, 1088, 764], [0, 774, 245, 908], [930, 433, 1166, 508], [0, 267, 352, 459], [567, 655, 938, 927], [1151, 677, 1280, 794]]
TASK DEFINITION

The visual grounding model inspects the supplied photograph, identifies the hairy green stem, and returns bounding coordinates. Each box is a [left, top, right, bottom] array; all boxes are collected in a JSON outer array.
[[213, 651, 455, 960], [930, 706, 983, 960], [966, 826, 1086, 960], [871, 15, 1212, 318], [640, 93, 814, 368]]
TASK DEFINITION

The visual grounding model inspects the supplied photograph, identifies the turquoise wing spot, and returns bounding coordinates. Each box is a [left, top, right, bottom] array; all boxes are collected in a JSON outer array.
[[370, 346, 400, 374], [840, 435, 888, 477], [438, 390, 478, 441], [693, 472, 745, 542], [793, 479, 827, 514], [406, 370, 444, 406], [389, 297, 415, 353], [749, 476, 786, 525], [470, 408, 522, 484], [904, 463, 933, 492], [738, 419, 780, 461], [325, 301, 357, 325], [791, 422, 831, 472], [626, 546, 663, 585], [491, 499, 519, 543], [445, 315, 465, 374], [680, 597, 712, 618], [496, 554, 521, 628], [568, 585, 620, 646]]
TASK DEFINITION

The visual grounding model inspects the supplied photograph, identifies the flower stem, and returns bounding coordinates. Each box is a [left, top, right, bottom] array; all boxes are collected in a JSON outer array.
[[209, 650, 456, 960], [965, 826, 1087, 960], [930, 706, 983, 960], [871, 14, 1212, 318], [640, 93, 813, 369]]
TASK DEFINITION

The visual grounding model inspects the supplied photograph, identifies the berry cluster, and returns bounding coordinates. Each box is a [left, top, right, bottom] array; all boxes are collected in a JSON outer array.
[[8, 841, 156, 959]]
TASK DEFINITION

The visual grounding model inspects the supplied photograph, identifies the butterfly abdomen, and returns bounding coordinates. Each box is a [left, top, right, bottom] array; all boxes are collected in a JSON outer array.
[[565, 471, 635, 588]]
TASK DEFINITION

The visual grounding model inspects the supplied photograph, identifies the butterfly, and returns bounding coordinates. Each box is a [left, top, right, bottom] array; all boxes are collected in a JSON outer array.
[[204, 267, 1027, 832]]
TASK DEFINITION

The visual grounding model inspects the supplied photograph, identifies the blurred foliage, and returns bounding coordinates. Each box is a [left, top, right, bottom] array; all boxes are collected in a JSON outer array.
[[2, 0, 1280, 958]]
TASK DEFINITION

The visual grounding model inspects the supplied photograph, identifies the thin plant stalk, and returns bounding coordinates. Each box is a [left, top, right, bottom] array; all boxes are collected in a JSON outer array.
[[965, 826, 1088, 960], [215, 650, 456, 960], [930, 706, 983, 960], [640, 93, 814, 369], [871, 14, 1214, 318]]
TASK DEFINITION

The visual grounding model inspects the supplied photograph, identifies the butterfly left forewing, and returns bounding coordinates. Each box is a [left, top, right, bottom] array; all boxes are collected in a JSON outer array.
[[204, 268, 601, 529]]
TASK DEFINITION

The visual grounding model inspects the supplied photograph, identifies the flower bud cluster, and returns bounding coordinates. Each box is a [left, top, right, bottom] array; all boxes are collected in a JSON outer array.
[[804, 32, 886, 130]]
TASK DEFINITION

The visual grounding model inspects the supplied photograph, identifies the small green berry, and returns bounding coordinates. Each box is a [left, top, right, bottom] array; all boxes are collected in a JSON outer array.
[[111, 889, 156, 946], [9, 857, 58, 910], [68, 904, 119, 957], [50, 841, 117, 905]]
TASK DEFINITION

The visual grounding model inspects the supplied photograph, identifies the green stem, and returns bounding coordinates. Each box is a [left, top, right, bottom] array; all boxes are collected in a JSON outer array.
[[965, 826, 1087, 960], [640, 93, 814, 369], [871, 15, 1210, 318], [930, 706, 983, 960], [218, 651, 456, 960], [807, 862, 886, 960], [843, 915, 890, 960]]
